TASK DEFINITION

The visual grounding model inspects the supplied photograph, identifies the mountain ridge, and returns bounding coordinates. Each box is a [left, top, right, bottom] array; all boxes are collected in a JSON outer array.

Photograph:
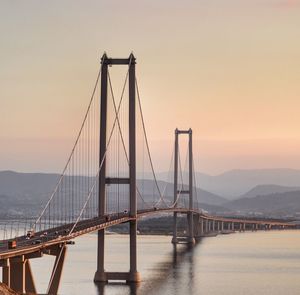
[[224, 190, 300, 217], [238, 184, 300, 200]]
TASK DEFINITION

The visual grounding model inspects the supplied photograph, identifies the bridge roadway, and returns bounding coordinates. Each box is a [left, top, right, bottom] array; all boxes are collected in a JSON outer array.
[[0, 208, 295, 260]]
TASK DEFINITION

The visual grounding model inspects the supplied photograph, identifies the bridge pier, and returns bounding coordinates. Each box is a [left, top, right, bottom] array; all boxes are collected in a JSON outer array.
[[194, 216, 204, 239], [94, 230, 106, 281], [94, 222, 141, 284], [0, 246, 68, 295], [10, 256, 26, 293], [172, 212, 178, 244], [187, 212, 196, 244], [1, 255, 37, 295], [226, 222, 230, 231], [204, 219, 208, 233], [1, 259, 10, 287], [129, 220, 141, 282], [200, 218, 204, 235], [239, 223, 243, 232]]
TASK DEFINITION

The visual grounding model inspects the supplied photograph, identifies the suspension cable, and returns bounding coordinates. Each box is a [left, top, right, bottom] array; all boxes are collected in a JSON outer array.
[[107, 72, 150, 208], [171, 145, 185, 208], [154, 143, 175, 207], [33, 63, 103, 229], [135, 78, 168, 207], [69, 56, 147, 234]]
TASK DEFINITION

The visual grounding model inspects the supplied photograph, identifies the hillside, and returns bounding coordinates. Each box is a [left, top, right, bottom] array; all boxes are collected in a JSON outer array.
[[239, 184, 300, 199], [137, 179, 226, 205], [193, 169, 300, 198], [0, 171, 226, 218], [225, 190, 300, 216]]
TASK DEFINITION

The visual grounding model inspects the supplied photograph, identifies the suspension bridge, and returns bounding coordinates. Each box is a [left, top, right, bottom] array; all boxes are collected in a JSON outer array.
[[0, 54, 295, 295]]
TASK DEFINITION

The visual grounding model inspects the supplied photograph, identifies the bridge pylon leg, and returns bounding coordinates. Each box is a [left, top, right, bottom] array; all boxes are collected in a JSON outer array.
[[94, 53, 108, 283], [188, 129, 195, 245], [172, 129, 179, 244], [47, 244, 67, 295], [95, 54, 140, 284]]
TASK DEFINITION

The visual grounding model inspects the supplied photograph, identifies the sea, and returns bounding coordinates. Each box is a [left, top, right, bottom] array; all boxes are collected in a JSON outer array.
[[1, 230, 300, 295]]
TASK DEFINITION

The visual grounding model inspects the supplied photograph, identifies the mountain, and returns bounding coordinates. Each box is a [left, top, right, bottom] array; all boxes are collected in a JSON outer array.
[[0, 170, 59, 199], [192, 169, 300, 199], [136, 179, 226, 206], [239, 184, 300, 199], [0, 171, 226, 218], [0, 170, 60, 217], [198, 203, 232, 215], [224, 190, 300, 216]]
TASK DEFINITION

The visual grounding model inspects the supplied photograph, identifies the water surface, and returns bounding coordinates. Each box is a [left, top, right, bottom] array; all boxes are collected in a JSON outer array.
[[2, 230, 300, 294]]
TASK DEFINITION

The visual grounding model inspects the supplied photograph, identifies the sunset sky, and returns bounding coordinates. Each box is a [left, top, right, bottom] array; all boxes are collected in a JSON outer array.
[[1, 0, 300, 174]]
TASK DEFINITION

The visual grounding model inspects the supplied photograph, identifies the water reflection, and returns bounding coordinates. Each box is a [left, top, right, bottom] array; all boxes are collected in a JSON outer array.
[[29, 232, 300, 295], [95, 282, 139, 295], [94, 240, 200, 295]]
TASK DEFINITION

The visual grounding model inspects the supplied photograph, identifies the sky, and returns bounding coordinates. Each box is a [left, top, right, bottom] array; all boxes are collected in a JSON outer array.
[[1, 0, 300, 175]]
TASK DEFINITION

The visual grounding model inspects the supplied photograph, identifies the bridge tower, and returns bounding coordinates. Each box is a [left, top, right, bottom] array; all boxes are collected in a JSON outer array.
[[172, 128, 196, 245], [94, 53, 140, 283]]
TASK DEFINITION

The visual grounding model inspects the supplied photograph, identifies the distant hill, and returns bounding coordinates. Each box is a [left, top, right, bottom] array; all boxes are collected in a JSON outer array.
[[136, 179, 226, 206], [191, 169, 300, 199], [0, 171, 226, 218], [198, 203, 232, 215], [224, 190, 300, 216], [239, 184, 300, 199], [0, 171, 60, 217], [0, 170, 59, 199]]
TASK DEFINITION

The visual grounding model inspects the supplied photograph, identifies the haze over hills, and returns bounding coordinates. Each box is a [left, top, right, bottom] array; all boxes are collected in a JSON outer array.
[[1, 170, 300, 219], [225, 190, 300, 217], [0, 170, 59, 198], [0, 171, 226, 218], [239, 184, 300, 199], [192, 169, 300, 199], [137, 179, 226, 205]]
